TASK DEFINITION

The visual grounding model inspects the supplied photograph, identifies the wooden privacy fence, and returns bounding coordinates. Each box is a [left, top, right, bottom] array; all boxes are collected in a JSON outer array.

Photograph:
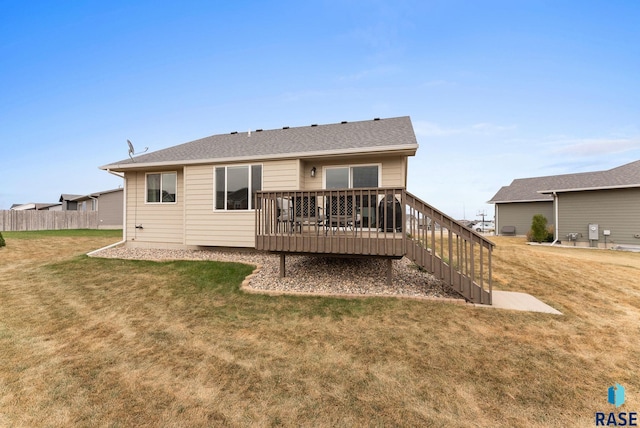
[[0, 210, 99, 231]]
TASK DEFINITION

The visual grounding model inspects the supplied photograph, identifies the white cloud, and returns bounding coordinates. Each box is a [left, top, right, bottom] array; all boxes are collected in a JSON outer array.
[[471, 122, 517, 134], [419, 79, 456, 88], [550, 137, 640, 156]]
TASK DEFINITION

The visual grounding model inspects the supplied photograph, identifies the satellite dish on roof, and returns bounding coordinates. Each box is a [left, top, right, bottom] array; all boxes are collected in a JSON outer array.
[[127, 139, 148, 161]]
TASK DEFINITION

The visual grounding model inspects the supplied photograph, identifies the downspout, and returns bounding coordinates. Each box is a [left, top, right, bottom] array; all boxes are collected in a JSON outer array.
[[551, 191, 559, 245], [88, 195, 98, 211], [87, 169, 126, 256]]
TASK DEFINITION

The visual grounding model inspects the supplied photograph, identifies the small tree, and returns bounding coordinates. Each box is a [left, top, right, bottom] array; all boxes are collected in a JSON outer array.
[[0, 232, 5, 248], [530, 214, 548, 243]]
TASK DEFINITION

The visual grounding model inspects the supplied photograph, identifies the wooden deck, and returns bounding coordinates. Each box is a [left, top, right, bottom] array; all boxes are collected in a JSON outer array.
[[256, 229, 405, 257], [255, 188, 494, 304]]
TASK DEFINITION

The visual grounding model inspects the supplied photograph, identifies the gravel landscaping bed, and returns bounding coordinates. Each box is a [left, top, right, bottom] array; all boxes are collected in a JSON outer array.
[[90, 246, 464, 300]]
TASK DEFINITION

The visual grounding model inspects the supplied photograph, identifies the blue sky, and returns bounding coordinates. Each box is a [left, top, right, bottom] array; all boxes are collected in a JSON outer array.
[[2, 1, 639, 219]]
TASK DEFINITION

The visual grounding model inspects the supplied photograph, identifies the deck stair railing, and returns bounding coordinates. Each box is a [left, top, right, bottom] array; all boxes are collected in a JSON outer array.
[[403, 191, 493, 304], [255, 188, 493, 304]]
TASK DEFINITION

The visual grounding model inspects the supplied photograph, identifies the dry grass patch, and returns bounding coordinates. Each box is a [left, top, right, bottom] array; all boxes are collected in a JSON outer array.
[[0, 232, 639, 426]]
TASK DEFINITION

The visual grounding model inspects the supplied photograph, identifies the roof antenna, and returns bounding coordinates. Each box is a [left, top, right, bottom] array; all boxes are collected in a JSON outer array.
[[127, 139, 148, 161]]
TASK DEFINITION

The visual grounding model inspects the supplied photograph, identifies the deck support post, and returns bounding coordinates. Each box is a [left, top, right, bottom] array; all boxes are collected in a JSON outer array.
[[280, 253, 286, 278], [386, 258, 393, 286]]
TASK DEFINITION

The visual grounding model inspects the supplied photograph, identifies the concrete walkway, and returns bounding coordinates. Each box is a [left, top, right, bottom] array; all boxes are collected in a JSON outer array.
[[476, 291, 563, 315]]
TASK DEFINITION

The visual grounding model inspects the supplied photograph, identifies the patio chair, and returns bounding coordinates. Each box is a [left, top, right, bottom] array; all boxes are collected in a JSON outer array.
[[325, 194, 359, 235], [276, 197, 293, 233], [293, 195, 323, 233]]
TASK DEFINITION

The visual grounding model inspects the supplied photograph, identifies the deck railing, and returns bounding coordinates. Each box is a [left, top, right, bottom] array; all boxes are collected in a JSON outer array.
[[404, 192, 493, 304], [255, 188, 406, 256], [254, 188, 494, 304]]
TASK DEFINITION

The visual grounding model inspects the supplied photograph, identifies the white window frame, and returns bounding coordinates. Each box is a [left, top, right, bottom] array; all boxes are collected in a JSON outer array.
[[145, 171, 178, 204], [214, 164, 263, 211], [323, 163, 382, 189]]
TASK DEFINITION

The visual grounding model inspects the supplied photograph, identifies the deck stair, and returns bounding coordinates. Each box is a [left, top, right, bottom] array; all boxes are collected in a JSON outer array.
[[404, 191, 493, 304]]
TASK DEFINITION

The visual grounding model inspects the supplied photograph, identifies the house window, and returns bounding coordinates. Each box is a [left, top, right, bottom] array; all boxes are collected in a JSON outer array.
[[326, 167, 349, 189], [215, 165, 262, 210], [146, 172, 177, 203], [325, 165, 379, 189]]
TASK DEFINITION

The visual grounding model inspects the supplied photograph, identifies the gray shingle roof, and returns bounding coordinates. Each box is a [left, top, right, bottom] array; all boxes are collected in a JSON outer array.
[[11, 202, 61, 210], [59, 194, 84, 202], [69, 188, 123, 201], [101, 116, 418, 170], [488, 160, 640, 203]]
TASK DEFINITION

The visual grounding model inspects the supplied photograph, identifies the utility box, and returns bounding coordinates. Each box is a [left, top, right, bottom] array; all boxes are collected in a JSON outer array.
[[588, 224, 599, 240]]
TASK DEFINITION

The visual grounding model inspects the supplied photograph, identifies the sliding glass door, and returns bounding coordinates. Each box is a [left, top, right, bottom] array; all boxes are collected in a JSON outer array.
[[324, 165, 380, 228], [325, 165, 379, 189]]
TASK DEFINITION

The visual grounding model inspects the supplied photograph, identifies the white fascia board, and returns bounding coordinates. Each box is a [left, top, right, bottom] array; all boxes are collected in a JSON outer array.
[[488, 198, 554, 204], [11, 203, 36, 210], [538, 183, 640, 194], [99, 144, 419, 171]]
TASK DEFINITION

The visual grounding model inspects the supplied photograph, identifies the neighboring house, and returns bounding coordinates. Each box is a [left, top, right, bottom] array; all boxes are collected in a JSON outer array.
[[59, 194, 84, 211], [10, 202, 62, 211], [488, 160, 640, 247], [100, 116, 495, 304], [59, 188, 124, 228]]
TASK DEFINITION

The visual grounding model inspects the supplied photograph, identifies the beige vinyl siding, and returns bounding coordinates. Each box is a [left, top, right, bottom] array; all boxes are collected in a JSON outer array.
[[496, 201, 554, 236], [184, 160, 299, 247], [558, 188, 640, 247], [300, 159, 308, 190], [401, 157, 408, 187], [263, 159, 301, 190], [381, 156, 405, 187], [301, 155, 406, 191], [124, 170, 184, 245], [123, 156, 409, 249]]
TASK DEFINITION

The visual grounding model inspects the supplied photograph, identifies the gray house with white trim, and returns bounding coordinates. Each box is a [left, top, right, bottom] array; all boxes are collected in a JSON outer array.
[[489, 160, 640, 247]]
